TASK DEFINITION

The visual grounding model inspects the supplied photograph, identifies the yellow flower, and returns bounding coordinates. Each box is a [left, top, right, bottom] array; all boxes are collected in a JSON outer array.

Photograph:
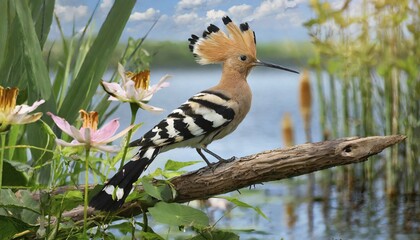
[[0, 86, 45, 132]]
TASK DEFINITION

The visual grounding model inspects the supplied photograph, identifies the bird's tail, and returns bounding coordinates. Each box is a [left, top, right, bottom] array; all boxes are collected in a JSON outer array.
[[89, 147, 160, 211]]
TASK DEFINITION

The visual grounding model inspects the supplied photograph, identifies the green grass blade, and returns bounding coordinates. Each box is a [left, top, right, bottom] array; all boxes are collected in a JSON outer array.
[[14, 0, 54, 104], [0, 1, 9, 69], [0, 1, 26, 89], [29, 0, 55, 48], [59, 0, 136, 123], [13, 0, 57, 185]]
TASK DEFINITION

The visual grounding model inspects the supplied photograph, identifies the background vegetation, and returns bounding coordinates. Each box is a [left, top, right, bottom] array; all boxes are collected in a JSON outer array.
[[305, 0, 420, 195], [43, 40, 315, 69]]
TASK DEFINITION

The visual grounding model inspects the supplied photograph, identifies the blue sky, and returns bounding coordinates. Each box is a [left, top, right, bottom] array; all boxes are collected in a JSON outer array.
[[51, 0, 323, 42]]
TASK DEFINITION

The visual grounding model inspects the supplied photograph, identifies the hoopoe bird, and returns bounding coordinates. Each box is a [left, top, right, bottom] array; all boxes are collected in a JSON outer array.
[[89, 16, 299, 211]]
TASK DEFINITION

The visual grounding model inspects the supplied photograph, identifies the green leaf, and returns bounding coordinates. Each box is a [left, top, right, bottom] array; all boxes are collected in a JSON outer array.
[[10, 0, 58, 185], [161, 170, 187, 179], [18, 190, 40, 225], [190, 229, 239, 240], [217, 196, 268, 220], [7, 125, 20, 160], [149, 202, 209, 227], [0, 189, 20, 206], [2, 160, 28, 187], [0, 1, 8, 68], [29, 0, 55, 48], [63, 190, 83, 199], [51, 190, 83, 213], [141, 178, 173, 202], [0, 0, 23, 88], [0, 215, 33, 240], [140, 231, 165, 240], [164, 159, 201, 171], [14, 0, 54, 102], [0, 189, 40, 227]]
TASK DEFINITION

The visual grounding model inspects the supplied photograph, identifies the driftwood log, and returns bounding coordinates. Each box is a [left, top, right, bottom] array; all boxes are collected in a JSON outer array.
[[56, 135, 405, 222]]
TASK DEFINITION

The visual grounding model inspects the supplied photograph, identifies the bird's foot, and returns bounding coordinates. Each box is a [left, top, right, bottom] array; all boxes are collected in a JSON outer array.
[[205, 157, 234, 173], [209, 163, 218, 173], [217, 155, 236, 163]]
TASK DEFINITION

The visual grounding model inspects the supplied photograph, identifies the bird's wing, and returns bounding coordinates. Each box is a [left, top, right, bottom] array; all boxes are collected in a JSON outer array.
[[130, 90, 235, 148]]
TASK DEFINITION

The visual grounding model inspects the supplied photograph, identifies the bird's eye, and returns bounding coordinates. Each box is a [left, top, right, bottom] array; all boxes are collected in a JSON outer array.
[[239, 55, 247, 61]]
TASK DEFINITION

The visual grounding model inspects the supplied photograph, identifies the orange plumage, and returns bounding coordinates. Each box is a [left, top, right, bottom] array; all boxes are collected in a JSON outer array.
[[189, 16, 256, 65]]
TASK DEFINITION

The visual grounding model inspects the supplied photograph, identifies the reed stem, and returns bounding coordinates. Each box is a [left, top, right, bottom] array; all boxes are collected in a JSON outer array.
[[119, 103, 138, 170], [0, 133, 5, 193], [83, 147, 91, 238]]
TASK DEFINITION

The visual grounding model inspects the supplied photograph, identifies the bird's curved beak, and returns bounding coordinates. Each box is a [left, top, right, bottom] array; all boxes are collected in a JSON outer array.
[[254, 60, 299, 74]]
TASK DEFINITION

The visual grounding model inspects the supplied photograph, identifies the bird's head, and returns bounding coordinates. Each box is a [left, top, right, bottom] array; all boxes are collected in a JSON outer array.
[[188, 16, 299, 76]]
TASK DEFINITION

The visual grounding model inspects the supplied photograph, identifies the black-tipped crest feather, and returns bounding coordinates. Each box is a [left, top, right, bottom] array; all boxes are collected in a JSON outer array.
[[188, 34, 199, 52], [207, 24, 219, 33], [189, 15, 257, 65], [240, 23, 249, 32], [222, 16, 232, 25]]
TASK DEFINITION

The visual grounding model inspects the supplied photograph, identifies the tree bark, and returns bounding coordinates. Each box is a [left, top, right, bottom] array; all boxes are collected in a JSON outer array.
[[55, 135, 405, 221]]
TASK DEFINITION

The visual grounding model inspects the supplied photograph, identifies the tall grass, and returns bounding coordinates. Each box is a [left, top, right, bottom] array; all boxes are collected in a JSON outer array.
[[0, 0, 136, 238], [305, 0, 420, 194]]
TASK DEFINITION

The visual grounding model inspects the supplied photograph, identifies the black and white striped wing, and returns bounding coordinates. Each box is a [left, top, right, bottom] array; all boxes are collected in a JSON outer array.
[[133, 90, 235, 148]]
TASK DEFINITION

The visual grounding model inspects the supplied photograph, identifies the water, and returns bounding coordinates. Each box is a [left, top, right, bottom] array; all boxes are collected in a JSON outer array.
[[109, 68, 420, 239]]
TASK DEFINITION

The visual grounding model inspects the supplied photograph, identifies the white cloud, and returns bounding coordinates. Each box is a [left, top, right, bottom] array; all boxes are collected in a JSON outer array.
[[130, 8, 160, 21], [275, 11, 304, 26], [206, 10, 226, 22], [228, 4, 252, 19], [174, 12, 199, 25], [252, 0, 302, 20], [54, 4, 88, 22], [254, 0, 287, 19], [100, 0, 113, 10], [177, 0, 204, 10]]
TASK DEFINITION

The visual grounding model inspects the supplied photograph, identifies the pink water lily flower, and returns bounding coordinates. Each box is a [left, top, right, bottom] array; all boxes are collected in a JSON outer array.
[[0, 86, 45, 132], [101, 63, 170, 112], [48, 110, 134, 152]]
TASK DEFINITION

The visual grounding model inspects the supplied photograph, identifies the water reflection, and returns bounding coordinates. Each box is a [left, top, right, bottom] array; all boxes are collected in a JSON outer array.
[[199, 178, 420, 239]]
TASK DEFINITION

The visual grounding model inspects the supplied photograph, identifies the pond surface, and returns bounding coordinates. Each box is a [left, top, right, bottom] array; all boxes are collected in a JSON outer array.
[[111, 68, 420, 239]]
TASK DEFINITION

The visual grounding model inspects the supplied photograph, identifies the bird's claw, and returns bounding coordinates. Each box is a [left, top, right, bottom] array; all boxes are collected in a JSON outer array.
[[205, 156, 237, 173], [218, 156, 236, 163]]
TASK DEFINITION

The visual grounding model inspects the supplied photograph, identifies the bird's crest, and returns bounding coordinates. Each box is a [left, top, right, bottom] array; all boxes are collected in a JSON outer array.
[[188, 16, 257, 65]]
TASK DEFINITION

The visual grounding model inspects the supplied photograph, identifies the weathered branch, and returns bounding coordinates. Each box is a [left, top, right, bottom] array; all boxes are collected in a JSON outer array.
[[54, 135, 405, 222]]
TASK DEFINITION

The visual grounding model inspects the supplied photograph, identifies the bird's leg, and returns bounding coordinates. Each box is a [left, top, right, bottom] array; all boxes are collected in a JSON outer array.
[[202, 147, 236, 162], [196, 148, 213, 167]]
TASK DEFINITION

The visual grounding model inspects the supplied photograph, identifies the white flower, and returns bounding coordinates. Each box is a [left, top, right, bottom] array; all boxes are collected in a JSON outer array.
[[0, 86, 44, 132], [101, 63, 170, 112]]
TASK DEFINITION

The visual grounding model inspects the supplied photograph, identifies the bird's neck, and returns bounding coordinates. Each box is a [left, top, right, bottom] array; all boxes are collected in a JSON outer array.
[[218, 65, 249, 90], [213, 66, 252, 113], [212, 65, 252, 126]]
